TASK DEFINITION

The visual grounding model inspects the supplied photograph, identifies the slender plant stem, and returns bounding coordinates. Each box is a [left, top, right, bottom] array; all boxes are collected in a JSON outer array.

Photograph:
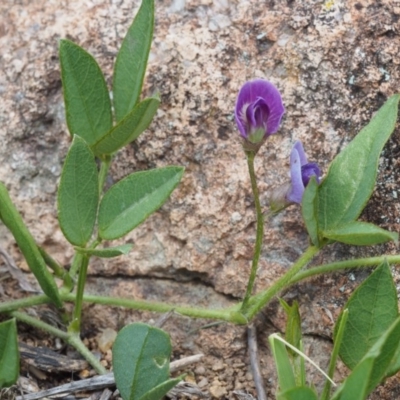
[[0, 295, 50, 313], [63, 293, 245, 323], [0, 293, 242, 322], [68, 334, 107, 375], [11, 311, 70, 340], [39, 247, 73, 292], [11, 311, 106, 374], [241, 151, 264, 313], [69, 254, 89, 334], [245, 245, 320, 320], [2, 255, 400, 321], [288, 255, 400, 285]]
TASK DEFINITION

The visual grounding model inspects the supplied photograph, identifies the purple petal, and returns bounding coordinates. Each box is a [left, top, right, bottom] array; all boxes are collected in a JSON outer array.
[[301, 162, 321, 186], [292, 141, 308, 166], [286, 146, 304, 204], [235, 79, 285, 138], [244, 97, 270, 134]]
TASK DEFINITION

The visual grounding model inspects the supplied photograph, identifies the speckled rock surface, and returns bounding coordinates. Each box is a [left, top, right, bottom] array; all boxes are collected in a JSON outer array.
[[1, 0, 400, 398]]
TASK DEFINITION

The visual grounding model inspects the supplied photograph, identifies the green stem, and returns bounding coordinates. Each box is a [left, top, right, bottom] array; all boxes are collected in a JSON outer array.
[[2, 254, 400, 321], [245, 245, 320, 320], [0, 294, 50, 313], [11, 311, 106, 374], [39, 247, 73, 292], [241, 151, 264, 313], [63, 293, 244, 323], [0, 293, 242, 323], [288, 255, 400, 285], [69, 254, 89, 334], [68, 334, 107, 375]]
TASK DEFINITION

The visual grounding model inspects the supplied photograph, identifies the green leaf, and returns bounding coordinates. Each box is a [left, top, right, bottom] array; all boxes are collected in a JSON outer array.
[[337, 261, 398, 370], [321, 310, 348, 400], [279, 299, 302, 357], [301, 176, 320, 247], [59, 39, 112, 146], [58, 136, 99, 247], [269, 334, 296, 394], [75, 244, 133, 258], [317, 94, 400, 231], [113, 0, 154, 122], [0, 183, 62, 307], [139, 377, 184, 400], [279, 386, 318, 400], [331, 356, 374, 400], [323, 221, 398, 246], [363, 316, 400, 394], [112, 322, 181, 400], [98, 166, 184, 240], [0, 319, 19, 389], [93, 97, 160, 156], [385, 339, 400, 377]]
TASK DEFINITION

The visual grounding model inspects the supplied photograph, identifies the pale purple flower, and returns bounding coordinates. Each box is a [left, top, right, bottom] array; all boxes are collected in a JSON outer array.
[[286, 141, 321, 204], [235, 79, 285, 149]]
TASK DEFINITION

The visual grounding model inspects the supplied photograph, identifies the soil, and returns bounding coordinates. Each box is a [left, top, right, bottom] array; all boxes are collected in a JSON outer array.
[[1, 0, 400, 399]]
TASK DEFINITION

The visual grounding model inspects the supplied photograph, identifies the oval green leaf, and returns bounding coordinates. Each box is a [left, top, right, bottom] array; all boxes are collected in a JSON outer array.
[[323, 221, 398, 246], [0, 183, 62, 307], [113, 0, 154, 122], [75, 244, 133, 258], [337, 261, 398, 370], [58, 136, 99, 246], [98, 166, 184, 240], [60, 39, 112, 146], [0, 319, 19, 389], [301, 176, 320, 247], [317, 94, 400, 231], [93, 97, 160, 156], [112, 322, 178, 400]]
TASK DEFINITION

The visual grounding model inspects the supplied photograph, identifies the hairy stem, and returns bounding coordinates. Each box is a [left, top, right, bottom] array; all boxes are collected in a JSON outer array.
[[11, 311, 106, 374], [2, 255, 400, 322], [241, 151, 264, 313], [245, 245, 320, 320], [68, 254, 89, 334], [288, 255, 400, 285], [39, 247, 73, 292]]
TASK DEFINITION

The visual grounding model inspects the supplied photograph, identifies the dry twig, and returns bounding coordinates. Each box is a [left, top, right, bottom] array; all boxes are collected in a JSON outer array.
[[16, 354, 204, 400], [247, 323, 267, 400]]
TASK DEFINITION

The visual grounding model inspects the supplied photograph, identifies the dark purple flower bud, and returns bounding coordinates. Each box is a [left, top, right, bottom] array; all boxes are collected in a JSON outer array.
[[235, 79, 285, 151], [286, 141, 321, 204]]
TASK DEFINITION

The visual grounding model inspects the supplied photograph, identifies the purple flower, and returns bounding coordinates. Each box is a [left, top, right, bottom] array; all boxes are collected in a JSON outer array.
[[286, 141, 321, 204], [235, 79, 285, 150]]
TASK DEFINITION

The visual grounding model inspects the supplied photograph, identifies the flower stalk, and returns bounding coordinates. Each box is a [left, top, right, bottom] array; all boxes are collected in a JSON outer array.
[[241, 151, 265, 313]]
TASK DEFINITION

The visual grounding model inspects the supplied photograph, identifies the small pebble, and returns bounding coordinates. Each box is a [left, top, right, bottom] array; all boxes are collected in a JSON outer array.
[[209, 380, 227, 398], [195, 365, 206, 375], [212, 361, 225, 371], [98, 328, 117, 353], [198, 377, 209, 388]]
